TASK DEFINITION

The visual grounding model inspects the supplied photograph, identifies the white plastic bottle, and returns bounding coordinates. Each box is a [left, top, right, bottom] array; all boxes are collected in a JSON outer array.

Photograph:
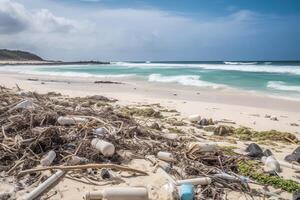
[[40, 150, 56, 166], [157, 151, 174, 162], [95, 127, 106, 135], [57, 116, 87, 125], [188, 114, 201, 122], [262, 156, 281, 172], [163, 133, 178, 140], [177, 177, 211, 186], [187, 142, 218, 152], [10, 99, 33, 111], [91, 138, 115, 157], [85, 187, 148, 200], [69, 156, 89, 165]]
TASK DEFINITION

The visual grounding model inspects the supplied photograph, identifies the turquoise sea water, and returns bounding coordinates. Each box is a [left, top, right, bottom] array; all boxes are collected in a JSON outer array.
[[1, 61, 300, 100]]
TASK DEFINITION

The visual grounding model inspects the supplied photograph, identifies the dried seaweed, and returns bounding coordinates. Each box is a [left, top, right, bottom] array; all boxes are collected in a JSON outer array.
[[0, 86, 265, 199]]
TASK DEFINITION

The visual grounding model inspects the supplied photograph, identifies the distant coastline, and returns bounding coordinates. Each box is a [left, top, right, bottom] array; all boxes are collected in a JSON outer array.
[[0, 49, 110, 65], [0, 60, 110, 65]]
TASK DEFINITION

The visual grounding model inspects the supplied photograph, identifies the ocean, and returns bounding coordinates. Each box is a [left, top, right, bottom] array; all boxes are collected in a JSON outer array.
[[1, 61, 300, 100]]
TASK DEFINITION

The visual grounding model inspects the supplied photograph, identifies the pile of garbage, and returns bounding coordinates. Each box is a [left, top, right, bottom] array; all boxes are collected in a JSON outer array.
[[0, 86, 299, 200]]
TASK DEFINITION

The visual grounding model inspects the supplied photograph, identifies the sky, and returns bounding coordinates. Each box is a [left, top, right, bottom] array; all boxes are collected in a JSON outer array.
[[0, 0, 299, 61]]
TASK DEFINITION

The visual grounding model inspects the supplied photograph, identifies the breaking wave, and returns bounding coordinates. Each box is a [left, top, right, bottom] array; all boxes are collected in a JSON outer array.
[[267, 81, 300, 92], [115, 62, 300, 75], [148, 74, 225, 89], [224, 61, 257, 65]]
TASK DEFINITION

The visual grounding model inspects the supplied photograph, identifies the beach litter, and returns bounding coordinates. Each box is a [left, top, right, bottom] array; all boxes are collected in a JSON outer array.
[[0, 86, 300, 199]]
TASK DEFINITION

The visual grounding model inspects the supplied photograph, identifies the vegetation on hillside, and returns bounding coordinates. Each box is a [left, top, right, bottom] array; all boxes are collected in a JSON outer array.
[[0, 49, 43, 61]]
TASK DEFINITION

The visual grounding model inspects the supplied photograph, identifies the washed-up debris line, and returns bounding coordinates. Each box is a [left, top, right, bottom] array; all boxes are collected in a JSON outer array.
[[0, 86, 298, 199]]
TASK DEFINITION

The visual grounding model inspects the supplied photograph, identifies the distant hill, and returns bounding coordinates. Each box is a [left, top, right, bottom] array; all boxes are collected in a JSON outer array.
[[0, 49, 43, 61]]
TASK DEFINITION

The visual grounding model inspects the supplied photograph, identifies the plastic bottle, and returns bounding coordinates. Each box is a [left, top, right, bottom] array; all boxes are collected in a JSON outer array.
[[198, 143, 218, 152], [10, 99, 33, 111], [91, 138, 115, 157], [177, 177, 211, 186], [163, 181, 177, 200], [85, 187, 148, 200], [188, 114, 201, 122], [95, 127, 106, 135], [188, 142, 218, 152], [213, 173, 250, 183], [69, 156, 89, 165], [163, 133, 178, 140], [262, 156, 280, 172], [40, 150, 56, 166], [179, 184, 194, 200], [57, 116, 87, 125], [157, 151, 174, 162], [23, 170, 65, 200]]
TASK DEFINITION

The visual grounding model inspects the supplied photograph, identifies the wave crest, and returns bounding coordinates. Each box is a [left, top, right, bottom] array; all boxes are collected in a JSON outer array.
[[267, 81, 300, 92], [224, 61, 257, 65], [148, 74, 225, 89]]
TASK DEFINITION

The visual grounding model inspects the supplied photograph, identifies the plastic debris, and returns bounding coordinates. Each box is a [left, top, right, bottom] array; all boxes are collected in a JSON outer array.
[[179, 184, 194, 200], [262, 156, 281, 173], [9, 99, 33, 111], [85, 187, 149, 200], [95, 127, 106, 135], [188, 114, 201, 122], [40, 150, 56, 166], [22, 170, 65, 200], [57, 116, 87, 125], [91, 138, 115, 157], [157, 151, 174, 162]]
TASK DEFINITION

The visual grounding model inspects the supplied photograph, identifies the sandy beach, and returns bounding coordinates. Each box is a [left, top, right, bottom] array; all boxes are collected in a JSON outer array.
[[0, 69, 300, 200], [0, 70, 299, 133], [1, 0, 299, 198]]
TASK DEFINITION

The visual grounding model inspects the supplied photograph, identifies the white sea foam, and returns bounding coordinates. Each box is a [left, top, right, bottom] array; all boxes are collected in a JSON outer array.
[[114, 62, 300, 75], [0, 65, 135, 78], [267, 81, 300, 92], [224, 61, 257, 65], [148, 74, 225, 89]]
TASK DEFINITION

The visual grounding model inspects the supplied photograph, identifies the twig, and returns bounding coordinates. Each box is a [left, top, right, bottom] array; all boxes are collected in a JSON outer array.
[[18, 163, 148, 176]]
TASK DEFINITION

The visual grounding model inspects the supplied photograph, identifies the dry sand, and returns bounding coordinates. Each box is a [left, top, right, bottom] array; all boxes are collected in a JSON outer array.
[[0, 71, 299, 133], [0, 70, 299, 200]]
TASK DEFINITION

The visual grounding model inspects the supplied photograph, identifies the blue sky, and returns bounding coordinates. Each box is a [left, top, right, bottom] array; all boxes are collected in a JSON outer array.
[[0, 0, 299, 61]]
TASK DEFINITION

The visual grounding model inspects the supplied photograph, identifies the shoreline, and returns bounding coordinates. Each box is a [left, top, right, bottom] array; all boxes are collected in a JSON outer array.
[[1, 70, 300, 200], [0, 70, 299, 133], [0, 60, 110, 65]]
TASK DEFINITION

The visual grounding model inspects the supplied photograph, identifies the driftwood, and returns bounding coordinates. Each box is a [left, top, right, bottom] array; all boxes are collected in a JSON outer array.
[[0, 86, 254, 199], [19, 163, 148, 176]]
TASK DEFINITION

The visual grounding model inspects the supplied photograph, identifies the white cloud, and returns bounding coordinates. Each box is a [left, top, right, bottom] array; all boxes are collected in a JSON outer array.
[[0, 0, 298, 60], [0, 0, 80, 34]]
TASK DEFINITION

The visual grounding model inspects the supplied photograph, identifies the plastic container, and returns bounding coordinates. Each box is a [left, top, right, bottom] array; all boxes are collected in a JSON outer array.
[[157, 151, 174, 162], [23, 170, 65, 200], [10, 99, 33, 111], [163, 133, 178, 140], [179, 184, 194, 200], [95, 127, 106, 135], [69, 156, 89, 165], [57, 116, 87, 125], [188, 114, 201, 122], [40, 150, 56, 166], [262, 156, 280, 172], [177, 177, 211, 186], [91, 138, 115, 157], [188, 142, 218, 153], [163, 181, 177, 200], [85, 187, 148, 200], [198, 143, 218, 152]]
